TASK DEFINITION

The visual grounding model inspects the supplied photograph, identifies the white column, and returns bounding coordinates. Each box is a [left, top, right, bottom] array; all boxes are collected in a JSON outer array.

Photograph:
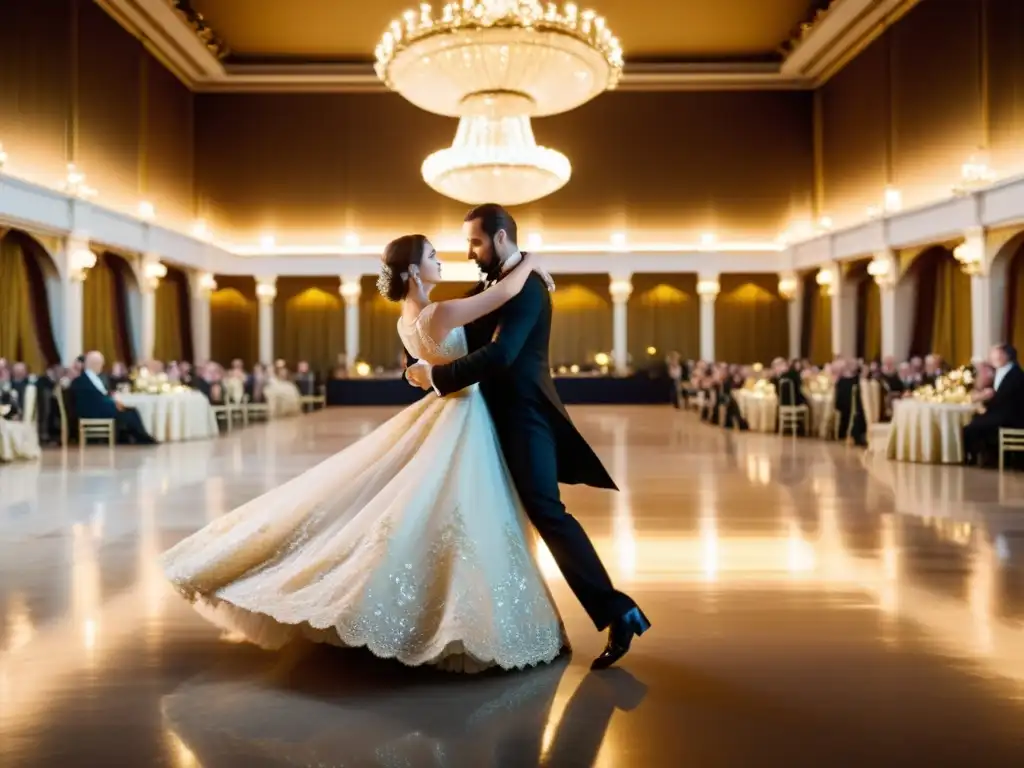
[[970, 272, 994, 363], [57, 232, 91, 364], [779, 272, 801, 360], [340, 276, 362, 370], [191, 271, 215, 363], [872, 249, 913, 361], [139, 253, 164, 362], [608, 274, 632, 374], [697, 275, 720, 362], [828, 263, 857, 359], [255, 276, 276, 365]]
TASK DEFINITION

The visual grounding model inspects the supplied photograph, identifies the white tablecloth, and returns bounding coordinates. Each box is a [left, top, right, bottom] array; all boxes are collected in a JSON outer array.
[[735, 390, 777, 433], [264, 380, 301, 418], [0, 419, 41, 462], [806, 392, 835, 438], [886, 399, 977, 464], [119, 390, 218, 443]]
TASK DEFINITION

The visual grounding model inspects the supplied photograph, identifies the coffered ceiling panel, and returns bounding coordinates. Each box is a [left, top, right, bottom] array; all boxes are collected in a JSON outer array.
[[190, 0, 826, 63]]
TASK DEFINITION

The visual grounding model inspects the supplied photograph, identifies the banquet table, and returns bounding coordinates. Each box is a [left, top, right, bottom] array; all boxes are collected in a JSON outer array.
[[734, 390, 777, 433], [886, 399, 977, 464], [119, 390, 218, 443], [806, 392, 835, 439], [0, 418, 41, 461], [264, 380, 302, 418]]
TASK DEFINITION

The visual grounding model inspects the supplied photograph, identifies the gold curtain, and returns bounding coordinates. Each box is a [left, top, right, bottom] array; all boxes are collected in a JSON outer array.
[[0, 232, 47, 371], [360, 276, 403, 368], [274, 277, 345, 374], [549, 275, 612, 367], [154, 271, 184, 362], [83, 252, 130, 365], [628, 274, 699, 362], [861, 278, 882, 361], [807, 286, 832, 365], [930, 254, 973, 365], [1011, 260, 1024, 349], [210, 276, 258, 365], [715, 274, 789, 364]]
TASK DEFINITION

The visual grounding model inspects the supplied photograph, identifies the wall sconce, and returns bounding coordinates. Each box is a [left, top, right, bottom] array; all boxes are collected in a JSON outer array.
[[883, 186, 902, 214], [343, 232, 360, 249], [0, 142, 7, 171], [138, 201, 156, 220], [953, 151, 996, 195], [815, 267, 835, 295], [197, 272, 217, 293], [953, 239, 983, 275], [144, 260, 167, 289], [867, 255, 893, 284], [60, 163, 96, 198], [700, 232, 717, 248], [192, 219, 211, 240], [526, 232, 543, 250], [610, 231, 627, 248], [69, 247, 97, 281], [696, 279, 720, 298], [259, 233, 276, 250], [817, 216, 833, 231], [778, 275, 798, 300]]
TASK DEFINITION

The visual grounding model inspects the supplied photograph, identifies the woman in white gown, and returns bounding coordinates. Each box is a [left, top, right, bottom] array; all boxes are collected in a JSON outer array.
[[161, 234, 567, 673]]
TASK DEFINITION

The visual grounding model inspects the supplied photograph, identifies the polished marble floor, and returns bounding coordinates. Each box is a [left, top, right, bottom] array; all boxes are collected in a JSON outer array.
[[3, 406, 1024, 766]]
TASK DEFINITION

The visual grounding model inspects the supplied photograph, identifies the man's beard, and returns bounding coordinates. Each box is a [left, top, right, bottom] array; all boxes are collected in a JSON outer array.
[[482, 257, 501, 282]]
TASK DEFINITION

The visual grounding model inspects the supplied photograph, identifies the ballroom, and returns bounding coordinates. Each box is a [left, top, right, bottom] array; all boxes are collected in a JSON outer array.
[[3, 0, 1024, 765]]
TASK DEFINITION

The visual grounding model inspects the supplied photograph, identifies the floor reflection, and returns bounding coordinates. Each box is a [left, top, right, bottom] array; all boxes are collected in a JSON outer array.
[[3, 407, 1024, 765]]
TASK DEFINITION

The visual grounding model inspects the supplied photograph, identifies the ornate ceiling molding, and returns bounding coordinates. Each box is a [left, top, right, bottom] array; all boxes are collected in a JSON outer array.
[[100, 0, 922, 93]]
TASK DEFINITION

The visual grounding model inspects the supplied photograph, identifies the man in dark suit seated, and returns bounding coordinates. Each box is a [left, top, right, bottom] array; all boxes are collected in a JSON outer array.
[[70, 351, 157, 445], [293, 360, 317, 396], [963, 343, 1024, 467]]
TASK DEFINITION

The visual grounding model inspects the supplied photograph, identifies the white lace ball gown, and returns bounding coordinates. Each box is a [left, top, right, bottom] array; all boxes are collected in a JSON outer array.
[[161, 304, 567, 672]]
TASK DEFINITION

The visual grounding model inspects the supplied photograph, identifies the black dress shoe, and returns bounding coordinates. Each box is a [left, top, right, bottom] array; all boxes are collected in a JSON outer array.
[[591, 607, 651, 670]]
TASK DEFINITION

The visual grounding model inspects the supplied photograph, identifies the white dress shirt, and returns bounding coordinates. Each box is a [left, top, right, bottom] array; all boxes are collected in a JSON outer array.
[[994, 362, 1014, 391], [84, 370, 108, 395]]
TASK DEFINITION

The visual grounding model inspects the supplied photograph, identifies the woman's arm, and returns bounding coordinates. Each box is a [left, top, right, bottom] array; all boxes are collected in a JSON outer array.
[[427, 253, 549, 341]]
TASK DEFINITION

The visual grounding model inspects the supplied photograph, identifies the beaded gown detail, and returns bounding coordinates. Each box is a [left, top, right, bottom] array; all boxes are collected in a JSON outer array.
[[160, 303, 567, 673]]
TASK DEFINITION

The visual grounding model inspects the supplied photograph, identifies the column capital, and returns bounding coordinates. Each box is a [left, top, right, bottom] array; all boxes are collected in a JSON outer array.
[[868, 249, 897, 288], [696, 276, 720, 302], [954, 227, 987, 276], [63, 233, 96, 282], [255, 275, 277, 304], [340, 275, 362, 306], [815, 265, 836, 296], [608, 274, 633, 304], [191, 270, 217, 298]]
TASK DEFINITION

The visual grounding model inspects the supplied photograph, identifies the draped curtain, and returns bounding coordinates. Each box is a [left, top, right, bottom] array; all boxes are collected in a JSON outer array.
[[210, 276, 258, 366], [360, 276, 403, 368], [154, 265, 194, 362], [628, 274, 699, 362], [1004, 243, 1024, 348], [0, 230, 60, 371], [715, 274, 788, 364], [549, 274, 612, 367], [909, 247, 972, 365], [850, 260, 882, 362], [84, 252, 135, 365], [805, 279, 832, 365], [274, 277, 345, 375]]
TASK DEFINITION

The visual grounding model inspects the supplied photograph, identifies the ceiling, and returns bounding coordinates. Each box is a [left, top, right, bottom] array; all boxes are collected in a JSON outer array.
[[189, 0, 827, 63]]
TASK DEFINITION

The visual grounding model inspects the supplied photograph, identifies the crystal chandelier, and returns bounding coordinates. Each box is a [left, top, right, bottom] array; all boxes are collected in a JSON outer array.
[[375, 2, 623, 119], [422, 114, 570, 205]]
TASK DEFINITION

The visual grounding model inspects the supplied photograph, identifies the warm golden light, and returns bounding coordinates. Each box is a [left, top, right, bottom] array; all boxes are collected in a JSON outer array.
[[355, 361, 372, 376], [259, 233, 276, 250], [138, 200, 156, 220], [527, 232, 544, 250], [594, 352, 610, 366], [646, 346, 657, 356]]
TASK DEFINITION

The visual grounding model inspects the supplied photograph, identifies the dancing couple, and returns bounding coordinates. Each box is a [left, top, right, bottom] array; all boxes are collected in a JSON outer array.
[[161, 203, 650, 673]]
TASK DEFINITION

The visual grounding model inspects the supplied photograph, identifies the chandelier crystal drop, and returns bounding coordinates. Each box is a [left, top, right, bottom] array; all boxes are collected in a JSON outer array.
[[375, 1, 623, 118], [422, 114, 571, 205]]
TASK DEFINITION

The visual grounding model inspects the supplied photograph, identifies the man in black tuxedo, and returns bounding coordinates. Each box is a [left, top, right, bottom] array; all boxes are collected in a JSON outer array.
[[963, 343, 1024, 467], [70, 351, 157, 445], [405, 204, 648, 670]]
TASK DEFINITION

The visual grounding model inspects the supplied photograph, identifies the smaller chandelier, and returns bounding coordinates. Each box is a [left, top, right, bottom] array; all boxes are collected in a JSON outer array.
[[422, 114, 571, 206], [953, 151, 996, 195]]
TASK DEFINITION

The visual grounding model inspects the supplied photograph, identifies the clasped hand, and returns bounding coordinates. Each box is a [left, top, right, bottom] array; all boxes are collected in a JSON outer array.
[[406, 361, 432, 390]]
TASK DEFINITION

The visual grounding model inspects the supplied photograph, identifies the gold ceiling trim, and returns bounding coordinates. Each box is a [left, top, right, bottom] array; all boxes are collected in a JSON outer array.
[[165, 0, 230, 60]]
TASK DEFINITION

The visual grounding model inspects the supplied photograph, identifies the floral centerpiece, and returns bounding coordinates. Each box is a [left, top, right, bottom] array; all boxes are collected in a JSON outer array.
[[131, 367, 184, 395], [912, 366, 975, 404]]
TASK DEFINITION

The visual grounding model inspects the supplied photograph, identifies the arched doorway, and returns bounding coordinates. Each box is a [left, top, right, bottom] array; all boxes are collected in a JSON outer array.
[[906, 246, 972, 365], [154, 263, 195, 363], [847, 259, 882, 361], [715, 274, 788, 364], [800, 269, 831, 364], [83, 251, 138, 365], [0, 228, 61, 371], [273, 277, 345, 374], [210, 276, 258, 366], [628, 274, 699, 363], [999, 234, 1024, 349]]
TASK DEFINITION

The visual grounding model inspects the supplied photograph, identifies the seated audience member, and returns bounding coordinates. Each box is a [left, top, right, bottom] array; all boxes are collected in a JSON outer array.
[[70, 351, 157, 445], [963, 344, 1024, 467], [193, 363, 225, 405], [971, 363, 995, 405], [246, 363, 268, 403], [770, 357, 806, 435], [294, 360, 317, 396], [720, 366, 749, 431], [107, 361, 131, 391], [876, 356, 904, 418], [833, 359, 867, 446]]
